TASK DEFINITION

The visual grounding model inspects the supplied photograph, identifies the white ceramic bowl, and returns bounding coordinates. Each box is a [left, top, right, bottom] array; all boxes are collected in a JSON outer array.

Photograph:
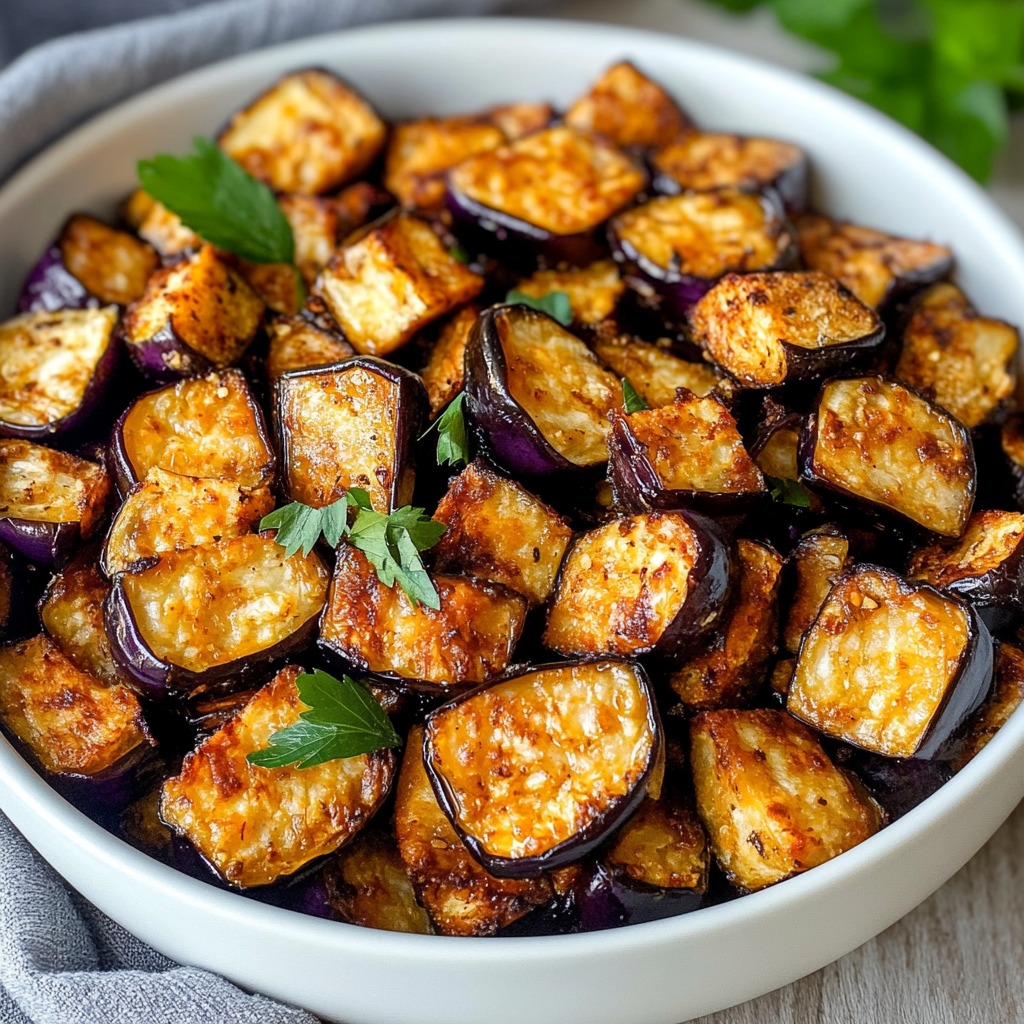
[[2, 17, 1024, 1024]]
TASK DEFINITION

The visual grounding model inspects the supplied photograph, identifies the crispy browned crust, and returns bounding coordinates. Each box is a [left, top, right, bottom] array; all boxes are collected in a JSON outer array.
[[59, 214, 159, 305], [265, 314, 355, 380], [393, 726, 555, 936], [564, 61, 692, 150], [782, 527, 850, 655], [670, 540, 783, 708], [690, 708, 881, 891], [907, 510, 1024, 591], [431, 460, 573, 605], [160, 665, 395, 887], [513, 260, 624, 325], [952, 642, 1024, 770], [420, 305, 478, 414], [652, 133, 804, 195]]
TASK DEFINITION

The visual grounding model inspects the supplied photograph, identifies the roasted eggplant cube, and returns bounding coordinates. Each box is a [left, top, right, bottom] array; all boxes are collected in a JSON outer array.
[[281, 194, 342, 284], [952, 642, 1024, 771], [420, 305, 478, 416], [800, 376, 976, 538], [20, 214, 158, 313], [106, 534, 329, 699], [385, 115, 506, 213], [750, 405, 804, 483], [907, 510, 1024, 621], [315, 213, 483, 357], [275, 357, 427, 512], [218, 69, 386, 195], [394, 726, 557, 935], [322, 829, 433, 934], [111, 369, 275, 494], [0, 635, 151, 781], [40, 550, 130, 687], [423, 660, 661, 877], [894, 283, 1017, 429], [796, 213, 954, 310], [446, 125, 645, 268], [486, 102, 553, 140], [608, 390, 765, 513], [0, 440, 110, 568], [464, 305, 621, 476], [544, 510, 731, 659], [787, 566, 994, 759], [431, 460, 573, 605], [160, 664, 395, 887], [320, 545, 527, 693], [782, 527, 850, 655], [122, 190, 201, 259], [651, 133, 808, 214], [0, 306, 119, 440], [610, 189, 797, 322], [513, 260, 624, 326], [593, 334, 724, 407], [669, 540, 783, 709], [120, 245, 264, 382], [102, 468, 275, 576], [690, 708, 881, 892], [265, 314, 354, 380], [690, 271, 884, 388], [564, 61, 692, 151]]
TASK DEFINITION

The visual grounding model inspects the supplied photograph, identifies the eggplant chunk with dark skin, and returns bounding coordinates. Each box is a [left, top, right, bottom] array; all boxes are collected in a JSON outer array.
[[464, 305, 621, 477], [105, 534, 329, 699], [0, 634, 153, 799], [315, 212, 483, 358], [431, 460, 573, 605], [610, 189, 797, 322], [321, 829, 434, 934], [423, 660, 662, 878], [544, 511, 731, 660], [907, 510, 1024, 627], [0, 306, 119, 441], [121, 189, 201, 260], [394, 726, 559, 936], [120, 245, 264, 382], [264, 314, 354, 381], [799, 375, 976, 538], [420, 305, 479, 416], [0, 440, 110, 569], [1002, 414, 1024, 512], [782, 527, 851, 655], [160, 665, 396, 888], [787, 565, 994, 760], [651, 133, 808, 214], [796, 212, 954, 310], [831, 745, 951, 822], [592, 333, 727, 407], [690, 708, 882, 892], [669, 539, 784, 709], [102, 468, 275, 576], [564, 61, 693, 151], [320, 545, 527, 694], [218, 69, 386, 195], [608, 389, 766, 514], [513, 260, 625, 327], [110, 369, 276, 495], [274, 357, 427, 512], [689, 271, 884, 388], [446, 125, 646, 268], [19, 214, 159, 313], [894, 282, 1018, 429], [951, 642, 1024, 771]]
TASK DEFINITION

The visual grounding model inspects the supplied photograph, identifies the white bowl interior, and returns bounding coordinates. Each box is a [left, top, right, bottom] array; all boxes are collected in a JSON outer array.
[[1, 18, 1024, 1024]]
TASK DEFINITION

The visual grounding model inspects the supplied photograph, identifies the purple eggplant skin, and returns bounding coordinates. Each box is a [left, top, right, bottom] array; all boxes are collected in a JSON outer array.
[[103, 580, 321, 701], [49, 741, 162, 819], [445, 186, 609, 272], [652, 161, 809, 219], [18, 246, 96, 313], [122, 323, 211, 385], [831, 745, 951, 821], [0, 519, 86, 571], [422, 659, 663, 880], [574, 860, 704, 931]]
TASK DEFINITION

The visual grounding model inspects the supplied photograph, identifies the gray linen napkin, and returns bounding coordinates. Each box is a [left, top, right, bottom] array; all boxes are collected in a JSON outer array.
[[0, 1, 535, 1021]]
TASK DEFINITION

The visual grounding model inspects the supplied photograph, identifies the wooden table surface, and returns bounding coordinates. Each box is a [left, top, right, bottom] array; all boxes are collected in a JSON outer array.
[[538, 2, 1024, 1020]]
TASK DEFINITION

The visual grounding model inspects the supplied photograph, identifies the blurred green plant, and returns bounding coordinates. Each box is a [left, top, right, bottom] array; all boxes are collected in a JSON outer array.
[[701, 0, 1024, 182]]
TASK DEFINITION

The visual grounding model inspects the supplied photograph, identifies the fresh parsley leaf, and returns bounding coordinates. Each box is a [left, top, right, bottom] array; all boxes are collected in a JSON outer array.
[[246, 670, 401, 770], [766, 475, 813, 508], [621, 377, 650, 414], [421, 393, 470, 467], [259, 496, 351, 557], [449, 242, 471, 264], [505, 288, 573, 326], [137, 137, 294, 264]]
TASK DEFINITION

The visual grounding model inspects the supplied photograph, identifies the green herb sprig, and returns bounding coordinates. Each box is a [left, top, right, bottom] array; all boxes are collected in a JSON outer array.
[[766, 475, 813, 508], [421, 392, 471, 468], [247, 669, 401, 770], [505, 288, 573, 326], [621, 378, 651, 413]]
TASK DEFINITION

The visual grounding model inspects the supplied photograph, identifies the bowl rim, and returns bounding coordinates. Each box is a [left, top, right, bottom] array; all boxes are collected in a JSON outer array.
[[1, 13, 1024, 967]]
